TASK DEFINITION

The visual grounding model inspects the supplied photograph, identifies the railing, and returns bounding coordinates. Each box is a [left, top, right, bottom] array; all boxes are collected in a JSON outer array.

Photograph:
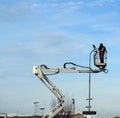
[[94, 49, 107, 68]]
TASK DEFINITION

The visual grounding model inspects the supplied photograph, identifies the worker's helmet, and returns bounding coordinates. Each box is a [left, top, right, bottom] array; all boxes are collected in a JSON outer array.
[[100, 43, 103, 46]]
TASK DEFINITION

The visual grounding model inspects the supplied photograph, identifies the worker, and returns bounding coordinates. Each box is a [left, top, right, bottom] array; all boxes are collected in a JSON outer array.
[[98, 43, 107, 63]]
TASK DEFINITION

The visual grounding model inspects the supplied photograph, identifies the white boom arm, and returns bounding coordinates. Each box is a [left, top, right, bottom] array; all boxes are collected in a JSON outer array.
[[33, 66, 65, 118], [33, 67, 101, 74], [33, 66, 102, 118]]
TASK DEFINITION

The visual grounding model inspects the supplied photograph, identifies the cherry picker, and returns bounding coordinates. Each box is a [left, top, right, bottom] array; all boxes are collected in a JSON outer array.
[[33, 45, 108, 118]]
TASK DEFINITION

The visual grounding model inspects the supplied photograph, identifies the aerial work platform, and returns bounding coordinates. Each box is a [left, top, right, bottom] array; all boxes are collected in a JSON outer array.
[[93, 46, 107, 70], [33, 45, 108, 118]]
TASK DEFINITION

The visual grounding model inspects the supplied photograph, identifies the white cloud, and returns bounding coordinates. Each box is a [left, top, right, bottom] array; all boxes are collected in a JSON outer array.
[[88, 0, 117, 7], [34, 29, 89, 54], [0, 0, 118, 17], [30, 2, 83, 15]]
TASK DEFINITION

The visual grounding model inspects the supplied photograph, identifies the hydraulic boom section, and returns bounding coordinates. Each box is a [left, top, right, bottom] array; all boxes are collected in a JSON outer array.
[[33, 66, 106, 118], [33, 66, 65, 118]]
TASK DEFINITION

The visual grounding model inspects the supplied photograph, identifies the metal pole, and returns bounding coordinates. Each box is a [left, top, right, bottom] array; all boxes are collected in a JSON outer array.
[[88, 72, 91, 111], [33, 102, 39, 116], [88, 49, 94, 111]]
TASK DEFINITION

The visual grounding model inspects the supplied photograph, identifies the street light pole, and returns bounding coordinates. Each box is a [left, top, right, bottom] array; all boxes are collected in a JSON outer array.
[[88, 49, 93, 111], [83, 45, 98, 115], [86, 47, 95, 111], [33, 101, 39, 116]]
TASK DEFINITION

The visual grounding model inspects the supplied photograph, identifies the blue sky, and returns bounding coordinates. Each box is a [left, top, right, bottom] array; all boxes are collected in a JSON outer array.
[[0, 0, 120, 116]]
